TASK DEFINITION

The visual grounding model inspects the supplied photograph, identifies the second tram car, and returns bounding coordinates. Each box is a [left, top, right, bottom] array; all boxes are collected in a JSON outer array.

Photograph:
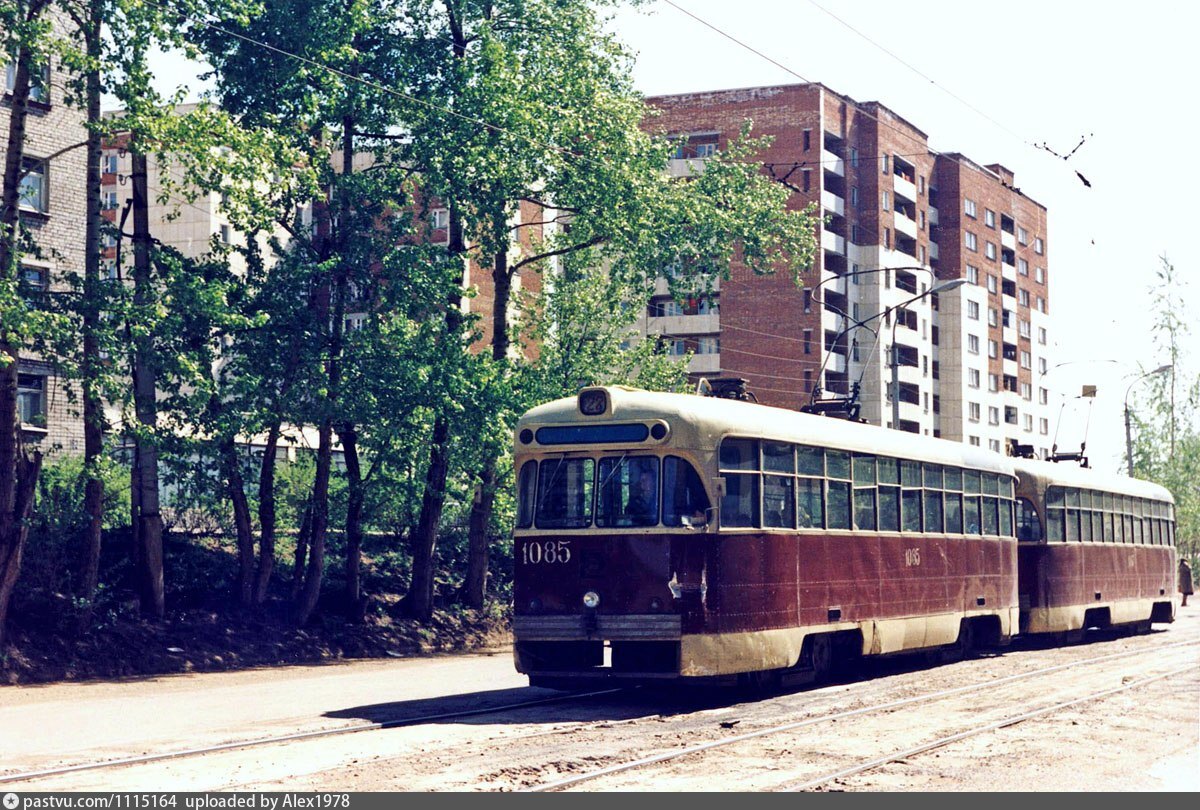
[[1012, 458, 1177, 637], [512, 386, 1024, 686]]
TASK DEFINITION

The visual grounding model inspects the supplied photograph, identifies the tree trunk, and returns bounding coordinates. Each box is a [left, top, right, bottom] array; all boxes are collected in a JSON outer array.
[[130, 148, 164, 620], [404, 414, 451, 620], [461, 247, 512, 608], [291, 498, 311, 601], [220, 435, 254, 606], [0, 452, 42, 646], [253, 420, 281, 603], [338, 422, 364, 618], [0, 46, 38, 645], [79, 4, 105, 615]]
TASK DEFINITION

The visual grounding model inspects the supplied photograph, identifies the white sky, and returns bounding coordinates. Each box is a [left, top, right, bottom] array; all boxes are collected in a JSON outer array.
[[152, 0, 1200, 472]]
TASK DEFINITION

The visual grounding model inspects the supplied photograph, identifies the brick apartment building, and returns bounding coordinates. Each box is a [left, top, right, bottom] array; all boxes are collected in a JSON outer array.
[[642, 83, 1054, 457], [3, 34, 89, 456]]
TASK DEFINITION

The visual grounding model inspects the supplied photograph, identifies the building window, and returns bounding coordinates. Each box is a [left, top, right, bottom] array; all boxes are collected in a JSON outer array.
[[985, 209, 995, 228], [1018, 226, 1029, 245], [967, 335, 980, 354], [1040, 418, 1049, 435], [969, 369, 981, 388], [969, 436, 981, 447], [102, 190, 119, 211], [919, 210, 926, 229], [1039, 387, 1049, 405], [1035, 237, 1044, 255], [5, 62, 50, 103], [801, 169, 811, 192], [1018, 288, 1030, 307], [966, 265, 979, 284], [1018, 258, 1029, 276], [17, 373, 46, 427], [697, 336, 720, 355], [988, 308, 998, 327], [803, 329, 813, 355], [884, 228, 891, 249], [344, 313, 367, 332], [1021, 382, 1032, 400], [220, 224, 232, 244], [985, 241, 997, 260], [665, 338, 687, 357], [987, 274, 998, 294], [1019, 319, 1031, 338], [881, 154, 889, 175], [988, 339, 998, 359], [969, 402, 981, 422], [1036, 296, 1046, 313], [964, 198, 977, 218], [849, 147, 859, 168], [1038, 357, 1047, 374], [1036, 267, 1045, 284], [802, 129, 812, 151], [919, 245, 926, 263], [965, 231, 977, 251], [803, 289, 812, 314], [918, 176, 926, 194], [431, 208, 449, 230], [1038, 327, 1047, 345], [989, 439, 1001, 453], [850, 186, 859, 208], [968, 300, 980, 320], [988, 406, 1000, 426], [19, 157, 47, 213], [881, 191, 890, 211], [989, 374, 999, 393]]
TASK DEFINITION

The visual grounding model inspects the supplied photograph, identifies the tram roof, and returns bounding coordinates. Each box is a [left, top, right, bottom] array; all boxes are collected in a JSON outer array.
[[1010, 457, 1174, 503], [519, 387, 1015, 476]]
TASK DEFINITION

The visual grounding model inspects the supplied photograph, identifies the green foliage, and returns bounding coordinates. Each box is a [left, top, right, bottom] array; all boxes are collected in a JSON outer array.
[[1131, 255, 1200, 567], [23, 454, 129, 597]]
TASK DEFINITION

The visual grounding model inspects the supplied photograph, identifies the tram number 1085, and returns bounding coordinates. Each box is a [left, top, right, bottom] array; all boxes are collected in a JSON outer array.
[[521, 540, 572, 565]]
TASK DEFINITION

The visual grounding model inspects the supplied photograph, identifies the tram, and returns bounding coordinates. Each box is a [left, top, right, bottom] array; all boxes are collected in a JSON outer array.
[[1013, 458, 1176, 637], [511, 385, 1022, 686]]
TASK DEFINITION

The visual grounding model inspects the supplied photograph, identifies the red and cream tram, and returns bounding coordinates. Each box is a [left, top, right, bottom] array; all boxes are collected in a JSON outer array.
[[1013, 458, 1177, 637], [511, 386, 1021, 686]]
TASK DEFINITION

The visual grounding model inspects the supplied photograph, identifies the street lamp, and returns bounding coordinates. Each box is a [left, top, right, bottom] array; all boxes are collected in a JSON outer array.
[[888, 278, 968, 430], [1124, 364, 1172, 476]]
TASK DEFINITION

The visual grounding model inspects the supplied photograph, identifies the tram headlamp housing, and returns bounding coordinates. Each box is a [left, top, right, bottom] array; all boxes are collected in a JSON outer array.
[[582, 591, 601, 609], [578, 389, 608, 416]]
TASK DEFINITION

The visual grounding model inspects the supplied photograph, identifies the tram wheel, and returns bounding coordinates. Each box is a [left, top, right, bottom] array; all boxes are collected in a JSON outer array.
[[736, 669, 782, 695], [809, 635, 834, 681]]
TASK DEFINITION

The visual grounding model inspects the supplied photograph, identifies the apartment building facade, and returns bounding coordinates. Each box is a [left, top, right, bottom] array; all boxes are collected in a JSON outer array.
[[643, 83, 1054, 457], [3, 38, 89, 455]]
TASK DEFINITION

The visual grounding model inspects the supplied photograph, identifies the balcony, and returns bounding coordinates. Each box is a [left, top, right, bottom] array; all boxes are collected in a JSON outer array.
[[893, 173, 917, 203], [648, 313, 721, 336], [822, 230, 846, 255], [823, 149, 844, 177], [668, 158, 707, 178], [821, 189, 845, 217], [825, 350, 847, 374], [689, 353, 721, 374], [929, 242, 939, 261], [893, 211, 918, 240], [1001, 230, 1015, 250], [928, 206, 939, 227]]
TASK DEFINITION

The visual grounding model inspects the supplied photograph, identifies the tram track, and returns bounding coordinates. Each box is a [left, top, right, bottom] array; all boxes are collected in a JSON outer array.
[[522, 637, 1200, 792], [0, 686, 627, 786]]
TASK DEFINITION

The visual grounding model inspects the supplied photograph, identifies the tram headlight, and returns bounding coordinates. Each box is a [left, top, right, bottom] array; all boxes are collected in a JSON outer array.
[[582, 591, 601, 609]]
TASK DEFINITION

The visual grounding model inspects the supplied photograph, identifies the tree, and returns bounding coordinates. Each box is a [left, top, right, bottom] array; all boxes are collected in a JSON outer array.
[[1131, 255, 1199, 567]]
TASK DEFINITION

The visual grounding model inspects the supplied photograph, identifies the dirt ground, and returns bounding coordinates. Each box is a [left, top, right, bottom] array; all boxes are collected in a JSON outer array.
[[5, 606, 1196, 792]]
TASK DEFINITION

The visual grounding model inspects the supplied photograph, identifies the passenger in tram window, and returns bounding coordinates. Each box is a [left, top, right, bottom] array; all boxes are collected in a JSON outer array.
[[628, 468, 659, 526]]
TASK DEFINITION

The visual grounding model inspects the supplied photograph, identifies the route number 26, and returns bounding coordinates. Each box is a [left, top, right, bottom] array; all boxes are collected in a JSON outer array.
[[522, 540, 572, 565]]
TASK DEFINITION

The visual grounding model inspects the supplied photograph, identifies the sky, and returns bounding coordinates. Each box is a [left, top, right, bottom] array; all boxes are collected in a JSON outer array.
[[152, 0, 1200, 473]]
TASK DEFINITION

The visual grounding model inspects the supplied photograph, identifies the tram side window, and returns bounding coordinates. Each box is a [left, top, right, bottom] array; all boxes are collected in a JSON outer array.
[[1079, 490, 1093, 542], [516, 461, 537, 529], [764, 441, 796, 529], [1045, 486, 1064, 542], [900, 460, 922, 532], [596, 455, 659, 528], [663, 456, 711, 528], [536, 457, 595, 529], [999, 480, 1013, 537], [923, 464, 944, 534], [1016, 498, 1042, 541], [827, 450, 852, 530], [797, 448, 825, 528], [853, 454, 877, 531], [719, 438, 760, 528]]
